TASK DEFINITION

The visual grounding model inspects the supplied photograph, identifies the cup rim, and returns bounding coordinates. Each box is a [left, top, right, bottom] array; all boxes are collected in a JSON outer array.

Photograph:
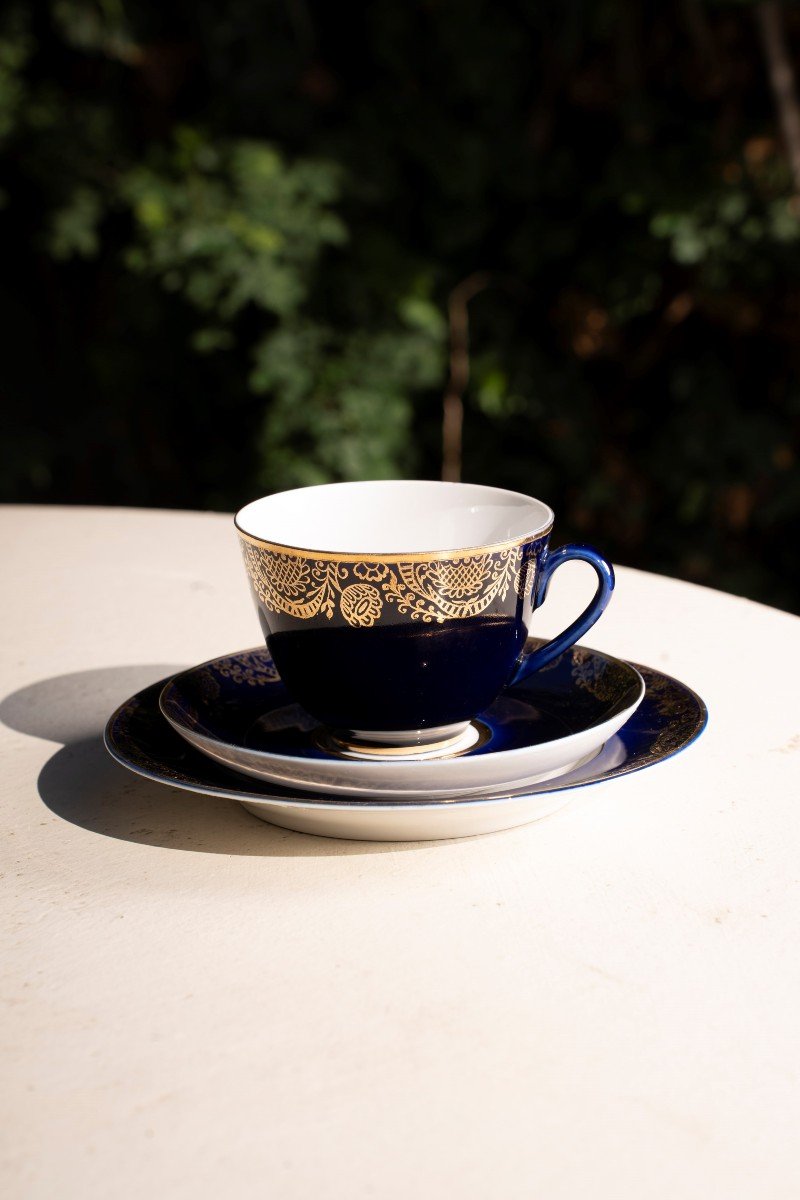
[[234, 480, 554, 561]]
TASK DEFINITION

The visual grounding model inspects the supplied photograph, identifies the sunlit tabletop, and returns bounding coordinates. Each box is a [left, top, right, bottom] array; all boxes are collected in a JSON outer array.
[[2, 504, 799, 1199]]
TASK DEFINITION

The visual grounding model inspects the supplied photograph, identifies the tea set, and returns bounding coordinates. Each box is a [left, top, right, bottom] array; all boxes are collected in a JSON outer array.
[[105, 481, 707, 840]]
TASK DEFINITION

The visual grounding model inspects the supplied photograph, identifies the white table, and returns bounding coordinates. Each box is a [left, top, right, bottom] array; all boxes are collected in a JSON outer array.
[[2, 505, 799, 1199]]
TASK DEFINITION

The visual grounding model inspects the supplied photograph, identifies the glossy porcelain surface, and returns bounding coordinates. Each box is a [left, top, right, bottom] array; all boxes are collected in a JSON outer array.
[[236, 480, 554, 553], [159, 643, 645, 800], [105, 662, 707, 841], [235, 481, 614, 739]]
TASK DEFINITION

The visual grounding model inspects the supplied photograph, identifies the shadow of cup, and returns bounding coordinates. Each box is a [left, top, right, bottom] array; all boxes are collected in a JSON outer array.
[[0, 665, 411, 856]]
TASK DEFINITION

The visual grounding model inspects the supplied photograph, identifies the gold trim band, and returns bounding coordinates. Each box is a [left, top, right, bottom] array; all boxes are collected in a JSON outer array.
[[235, 523, 552, 563], [318, 721, 492, 760], [327, 729, 469, 756], [240, 538, 538, 626]]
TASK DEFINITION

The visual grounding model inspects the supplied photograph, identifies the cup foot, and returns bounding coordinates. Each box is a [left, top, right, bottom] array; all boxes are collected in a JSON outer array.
[[319, 721, 488, 761]]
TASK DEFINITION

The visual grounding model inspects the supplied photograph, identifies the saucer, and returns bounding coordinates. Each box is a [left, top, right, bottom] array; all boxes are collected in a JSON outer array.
[[159, 644, 646, 800], [105, 664, 706, 840]]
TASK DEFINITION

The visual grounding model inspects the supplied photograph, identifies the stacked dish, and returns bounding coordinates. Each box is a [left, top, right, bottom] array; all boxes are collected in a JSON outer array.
[[105, 642, 705, 841], [105, 482, 706, 841]]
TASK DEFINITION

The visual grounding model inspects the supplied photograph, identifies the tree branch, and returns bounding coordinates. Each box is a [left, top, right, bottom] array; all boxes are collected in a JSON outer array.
[[441, 272, 491, 482], [755, 0, 800, 194]]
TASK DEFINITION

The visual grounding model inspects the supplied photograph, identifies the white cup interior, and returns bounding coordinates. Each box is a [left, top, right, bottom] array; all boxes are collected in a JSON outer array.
[[236, 481, 553, 554]]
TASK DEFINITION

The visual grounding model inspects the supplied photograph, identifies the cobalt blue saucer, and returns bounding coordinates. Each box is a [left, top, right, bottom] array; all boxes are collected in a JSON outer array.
[[158, 644, 646, 799], [105, 656, 706, 840]]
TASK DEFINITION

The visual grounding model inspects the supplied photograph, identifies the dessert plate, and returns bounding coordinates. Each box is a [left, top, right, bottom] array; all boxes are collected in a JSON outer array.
[[105, 664, 706, 841], [158, 644, 645, 800]]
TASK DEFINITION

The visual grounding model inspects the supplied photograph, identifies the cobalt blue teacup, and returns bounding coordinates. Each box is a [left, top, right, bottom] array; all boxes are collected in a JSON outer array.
[[235, 481, 614, 754]]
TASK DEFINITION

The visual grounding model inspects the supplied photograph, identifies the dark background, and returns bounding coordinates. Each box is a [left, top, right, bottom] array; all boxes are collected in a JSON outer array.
[[2, 0, 799, 611]]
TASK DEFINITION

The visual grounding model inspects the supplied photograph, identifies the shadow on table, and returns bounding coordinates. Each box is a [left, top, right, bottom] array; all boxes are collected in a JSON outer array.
[[0, 666, 413, 857]]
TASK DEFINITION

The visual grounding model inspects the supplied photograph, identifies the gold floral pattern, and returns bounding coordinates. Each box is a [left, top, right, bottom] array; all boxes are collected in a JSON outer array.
[[340, 583, 383, 626], [353, 561, 388, 582], [517, 556, 538, 601], [174, 650, 281, 725], [240, 538, 531, 626], [642, 669, 706, 758], [107, 654, 707, 793], [424, 556, 491, 599], [382, 549, 523, 622], [571, 645, 633, 702], [215, 649, 281, 686]]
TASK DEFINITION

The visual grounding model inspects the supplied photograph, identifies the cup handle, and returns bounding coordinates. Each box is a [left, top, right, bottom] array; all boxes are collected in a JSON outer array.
[[510, 543, 615, 684]]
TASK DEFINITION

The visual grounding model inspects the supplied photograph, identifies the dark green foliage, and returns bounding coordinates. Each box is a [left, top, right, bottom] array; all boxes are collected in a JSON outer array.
[[1, 0, 798, 610]]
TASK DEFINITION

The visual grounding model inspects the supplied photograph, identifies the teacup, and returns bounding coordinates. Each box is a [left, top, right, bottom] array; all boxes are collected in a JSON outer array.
[[235, 480, 614, 754]]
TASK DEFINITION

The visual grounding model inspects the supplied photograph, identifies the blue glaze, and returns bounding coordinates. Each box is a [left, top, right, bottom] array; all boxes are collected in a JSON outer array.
[[511, 544, 615, 682], [106, 654, 708, 804], [245, 535, 548, 733], [241, 533, 614, 733], [264, 615, 528, 732], [160, 644, 644, 764]]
